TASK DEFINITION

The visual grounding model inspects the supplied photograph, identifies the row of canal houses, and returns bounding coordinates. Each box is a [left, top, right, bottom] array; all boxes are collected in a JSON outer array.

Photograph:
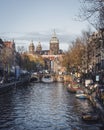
[[0, 39, 16, 69], [81, 28, 104, 83], [0, 38, 21, 79]]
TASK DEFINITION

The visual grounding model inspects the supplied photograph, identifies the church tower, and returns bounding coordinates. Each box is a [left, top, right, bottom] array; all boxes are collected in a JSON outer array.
[[50, 30, 59, 55], [36, 42, 42, 52], [29, 40, 35, 54]]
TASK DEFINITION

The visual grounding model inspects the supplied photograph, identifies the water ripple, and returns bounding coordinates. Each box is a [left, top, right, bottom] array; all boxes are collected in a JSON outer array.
[[0, 83, 103, 130]]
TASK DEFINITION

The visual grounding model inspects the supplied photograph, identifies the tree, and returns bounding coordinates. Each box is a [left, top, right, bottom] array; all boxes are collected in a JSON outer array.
[[62, 37, 86, 74], [1, 47, 14, 70], [17, 46, 26, 54], [79, 0, 104, 29], [19, 53, 45, 71], [62, 51, 71, 72]]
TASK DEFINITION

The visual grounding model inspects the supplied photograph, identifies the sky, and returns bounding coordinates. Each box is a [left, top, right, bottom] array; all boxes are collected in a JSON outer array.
[[0, 0, 95, 51]]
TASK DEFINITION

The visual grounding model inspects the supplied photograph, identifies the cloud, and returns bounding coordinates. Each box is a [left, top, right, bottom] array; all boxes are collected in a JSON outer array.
[[0, 29, 77, 51]]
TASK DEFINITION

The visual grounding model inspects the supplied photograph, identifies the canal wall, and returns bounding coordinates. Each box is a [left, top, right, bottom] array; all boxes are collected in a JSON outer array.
[[0, 76, 30, 94], [80, 84, 104, 123], [87, 93, 104, 123]]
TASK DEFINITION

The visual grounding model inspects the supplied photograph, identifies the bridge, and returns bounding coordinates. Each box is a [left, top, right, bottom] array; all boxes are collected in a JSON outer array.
[[30, 73, 71, 83]]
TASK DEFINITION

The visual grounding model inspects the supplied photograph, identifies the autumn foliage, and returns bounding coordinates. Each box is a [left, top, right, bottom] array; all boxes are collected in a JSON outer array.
[[62, 38, 85, 72]]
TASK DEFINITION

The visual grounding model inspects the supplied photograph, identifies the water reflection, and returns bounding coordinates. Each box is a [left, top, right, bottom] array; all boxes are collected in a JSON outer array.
[[0, 82, 103, 130]]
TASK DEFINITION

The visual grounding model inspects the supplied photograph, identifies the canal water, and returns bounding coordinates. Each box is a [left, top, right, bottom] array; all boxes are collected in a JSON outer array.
[[0, 82, 103, 130]]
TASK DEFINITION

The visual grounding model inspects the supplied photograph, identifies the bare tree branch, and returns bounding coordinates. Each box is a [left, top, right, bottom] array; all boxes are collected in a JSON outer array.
[[79, 0, 104, 29]]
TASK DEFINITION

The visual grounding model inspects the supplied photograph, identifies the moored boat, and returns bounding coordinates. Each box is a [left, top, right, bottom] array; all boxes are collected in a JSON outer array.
[[67, 83, 82, 93], [41, 75, 54, 83], [75, 93, 88, 99], [30, 76, 40, 83], [75, 90, 87, 99], [82, 112, 99, 122]]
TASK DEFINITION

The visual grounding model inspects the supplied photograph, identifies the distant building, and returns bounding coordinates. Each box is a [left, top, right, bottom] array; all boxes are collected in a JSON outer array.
[[50, 30, 59, 55], [28, 30, 62, 55], [29, 40, 35, 54], [28, 30, 65, 73], [4, 40, 15, 50], [0, 38, 4, 74], [0, 38, 4, 49], [0, 39, 16, 76], [36, 42, 42, 52]]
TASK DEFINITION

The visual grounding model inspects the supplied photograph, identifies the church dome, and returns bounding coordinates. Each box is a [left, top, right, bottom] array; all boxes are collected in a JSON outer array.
[[50, 30, 59, 44]]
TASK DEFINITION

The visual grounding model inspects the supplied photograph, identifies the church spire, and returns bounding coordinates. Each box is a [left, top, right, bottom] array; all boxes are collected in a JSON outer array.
[[50, 29, 59, 55], [52, 29, 56, 38], [29, 40, 35, 54]]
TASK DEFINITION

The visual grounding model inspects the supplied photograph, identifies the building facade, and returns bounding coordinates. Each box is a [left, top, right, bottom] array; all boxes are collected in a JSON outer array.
[[29, 40, 35, 55], [81, 28, 104, 82], [28, 31, 64, 73], [50, 30, 59, 55]]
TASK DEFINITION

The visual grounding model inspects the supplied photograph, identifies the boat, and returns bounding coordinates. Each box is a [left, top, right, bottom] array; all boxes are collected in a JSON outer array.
[[75, 93, 88, 99], [41, 75, 54, 83], [75, 90, 87, 99], [82, 112, 99, 122], [67, 84, 82, 93], [30, 72, 40, 83], [30, 76, 40, 83]]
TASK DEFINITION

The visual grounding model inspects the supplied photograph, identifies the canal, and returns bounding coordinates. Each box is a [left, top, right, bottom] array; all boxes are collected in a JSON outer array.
[[0, 82, 103, 130]]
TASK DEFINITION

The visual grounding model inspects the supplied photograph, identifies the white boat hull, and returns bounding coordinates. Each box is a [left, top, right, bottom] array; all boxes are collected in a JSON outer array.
[[75, 94, 87, 99], [42, 75, 54, 83]]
